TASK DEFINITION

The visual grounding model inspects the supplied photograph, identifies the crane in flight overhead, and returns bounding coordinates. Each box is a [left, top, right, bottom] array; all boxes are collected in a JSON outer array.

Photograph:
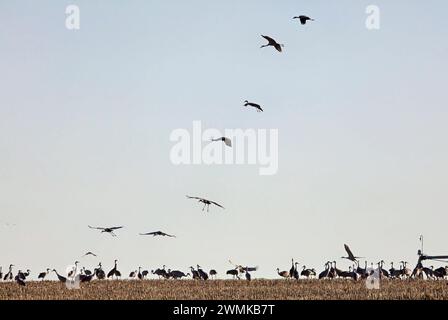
[[260, 35, 284, 52], [88, 225, 124, 237], [139, 231, 176, 238], [293, 15, 315, 25], [186, 196, 225, 212], [243, 100, 263, 112], [211, 137, 232, 147], [341, 244, 364, 262]]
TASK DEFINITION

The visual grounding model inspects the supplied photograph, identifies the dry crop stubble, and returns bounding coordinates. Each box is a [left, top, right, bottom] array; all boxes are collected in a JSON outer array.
[[0, 279, 448, 300]]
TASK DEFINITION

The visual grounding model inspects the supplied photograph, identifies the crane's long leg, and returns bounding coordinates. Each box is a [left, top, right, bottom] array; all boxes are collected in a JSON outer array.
[[202, 203, 206, 211]]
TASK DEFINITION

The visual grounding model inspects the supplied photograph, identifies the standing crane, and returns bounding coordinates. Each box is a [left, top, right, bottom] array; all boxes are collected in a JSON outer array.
[[95, 263, 106, 280], [15, 272, 26, 286], [38, 269, 51, 280], [107, 260, 121, 279], [277, 268, 290, 279], [53, 269, 67, 283], [3, 264, 14, 281], [197, 265, 209, 280], [245, 267, 252, 281]]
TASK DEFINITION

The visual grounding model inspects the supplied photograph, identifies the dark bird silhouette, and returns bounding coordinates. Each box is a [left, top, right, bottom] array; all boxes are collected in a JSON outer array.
[[197, 265, 209, 280], [226, 269, 240, 279], [245, 267, 252, 281], [260, 35, 284, 52], [79, 273, 94, 283], [244, 100, 263, 112], [342, 244, 364, 262], [301, 266, 317, 279], [82, 251, 97, 257], [137, 267, 144, 280], [107, 259, 121, 279], [95, 263, 106, 280], [15, 272, 26, 286], [140, 231, 176, 238], [169, 270, 190, 279], [152, 265, 168, 279], [0, 267, 2, 280], [293, 15, 315, 25], [211, 137, 232, 147], [88, 225, 123, 237], [289, 259, 295, 278], [38, 268, 50, 280], [53, 269, 67, 283], [81, 267, 92, 276], [318, 261, 331, 279], [17, 269, 31, 280], [3, 264, 13, 281], [190, 266, 201, 280], [293, 262, 300, 280], [186, 196, 225, 212], [209, 269, 218, 279]]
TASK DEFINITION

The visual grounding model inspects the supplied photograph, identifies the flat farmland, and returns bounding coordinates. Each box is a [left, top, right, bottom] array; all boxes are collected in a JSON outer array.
[[0, 279, 447, 300]]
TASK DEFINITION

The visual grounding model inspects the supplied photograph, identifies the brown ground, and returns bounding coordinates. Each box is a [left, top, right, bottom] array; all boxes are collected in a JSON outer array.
[[0, 279, 447, 300]]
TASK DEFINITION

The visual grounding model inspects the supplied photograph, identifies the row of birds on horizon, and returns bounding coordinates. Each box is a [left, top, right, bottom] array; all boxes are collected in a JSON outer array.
[[2, 244, 448, 287]]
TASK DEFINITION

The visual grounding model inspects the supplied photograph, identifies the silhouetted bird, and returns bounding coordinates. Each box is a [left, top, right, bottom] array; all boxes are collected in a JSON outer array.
[[260, 35, 284, 52], [293, 15, 314, 25]]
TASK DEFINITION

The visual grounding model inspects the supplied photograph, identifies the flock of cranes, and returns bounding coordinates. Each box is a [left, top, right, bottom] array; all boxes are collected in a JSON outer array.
[[2, 11, 447, 292], [2, 244, 448, 287], [1, 12, 321, 288]]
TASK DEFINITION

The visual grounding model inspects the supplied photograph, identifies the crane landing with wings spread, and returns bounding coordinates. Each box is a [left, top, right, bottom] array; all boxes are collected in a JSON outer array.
[[140, 231, 176, 238], [88, 226, 124, 237], [341, 244, 364, 262], [186, 196, 225, 212]]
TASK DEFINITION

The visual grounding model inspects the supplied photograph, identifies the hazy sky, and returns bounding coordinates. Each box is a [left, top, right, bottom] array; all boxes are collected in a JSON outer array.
[[0, 0, 447, 279]]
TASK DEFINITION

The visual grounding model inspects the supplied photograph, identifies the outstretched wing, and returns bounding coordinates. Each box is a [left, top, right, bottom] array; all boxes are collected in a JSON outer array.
[[245, 266, 258, 272], [186, 195, 204, 201], [261, 35, 275, 44], [88, 225, 105, 230], [210, 201, 225, 209], [83, 252, 97, 257], [163, 232, 176, 238], [109, 226, 124, 231], [344, 244, 356, 260], [249, 102, 262, 109], [140, 232, 157, 236], [228, 260, 238, 268]]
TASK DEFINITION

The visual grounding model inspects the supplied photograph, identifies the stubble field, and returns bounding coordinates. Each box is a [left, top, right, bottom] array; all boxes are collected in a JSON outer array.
[[1, 279, 448, 300]]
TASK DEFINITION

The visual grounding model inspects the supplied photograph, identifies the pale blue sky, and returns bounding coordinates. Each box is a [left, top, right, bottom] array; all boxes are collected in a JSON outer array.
[[0, 0, 447, 279]]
